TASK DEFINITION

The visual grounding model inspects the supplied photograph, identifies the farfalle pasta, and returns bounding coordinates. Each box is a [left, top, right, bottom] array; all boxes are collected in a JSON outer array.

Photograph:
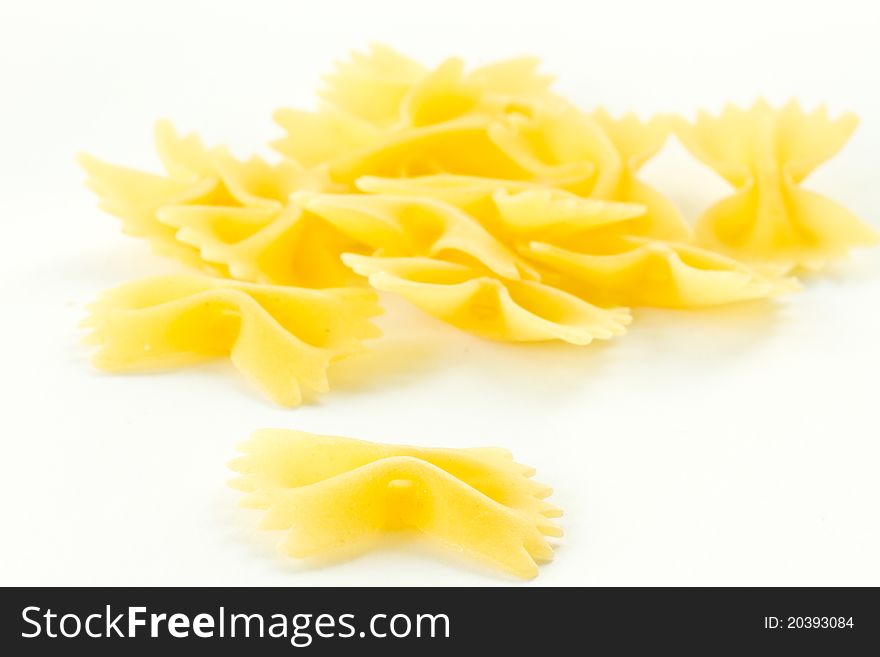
[[79, 153, 218, 271], [295, 191, 538, 280], [675, 100, 878, 268], [591, 110, 691, 242], [356, 175, 645, 245], [342, 254, 630, 344], [319, 44, 559, 130], [78, 46, 877, 581], [81, 121, 360, 287], [84, 275, 381, 406], [355, 173, 549, 210], [273, 105, 380, 169], [525, 237, 796, 308], [298, 186, 666, 332], [274, 46, 568, 187], [349, 179, 788, 309], [325, 116, 533, 185], [77, 48, 877, 392], [487, 106, 614, 194], [156, 202, 363, 287], [319, 45, 427, 128], [230, 429, 561, 579]]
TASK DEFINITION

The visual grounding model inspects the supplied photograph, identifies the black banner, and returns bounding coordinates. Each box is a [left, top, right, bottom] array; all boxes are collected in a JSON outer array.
[[1, 587, 877, 654]]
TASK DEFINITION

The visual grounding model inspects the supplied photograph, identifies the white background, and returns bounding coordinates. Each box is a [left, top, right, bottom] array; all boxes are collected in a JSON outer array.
[[1, 0, 879, 586]]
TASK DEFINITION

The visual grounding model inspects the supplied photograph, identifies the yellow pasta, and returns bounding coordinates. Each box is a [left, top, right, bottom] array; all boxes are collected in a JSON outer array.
[[83, 275, 381, 407], [355, 173, 550, 210], [488, 188, 796, 309], [272, 105, 380, 169], [156, 202, 363, 288], [319, 44, 559, 130], [80, 120, 349, 283], [487, 106, 613, 195], [76, 46, 879, 584], [342, 254, 630, 344], [525, 237, 797, 308], [356, 176, 644, 245], [230, 429, 561, 579], [295, 191, 539, 280], [489, 107, 690, 238], [398, 56, 557, 128], [591, 110, 691, 241], [675, 100, 878, 268], [319, 44, 429, 129], [346, 179, 779, 309], [274, 46, 567, 186], [78, 157, 219, 272], [325, 116, 532, 185], [325, 113, 590, 189], [81, 121, 239, 267]]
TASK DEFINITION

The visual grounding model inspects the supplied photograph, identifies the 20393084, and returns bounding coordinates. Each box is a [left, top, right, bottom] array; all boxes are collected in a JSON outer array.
[[764, 617, 854, 629]]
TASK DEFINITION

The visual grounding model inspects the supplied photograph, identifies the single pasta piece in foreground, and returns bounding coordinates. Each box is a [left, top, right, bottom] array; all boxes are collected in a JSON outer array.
[[230, 429, 562, 579], [675, 100, 878, 269], [83, 275, 382, 407], [342, 253, 630, 344]]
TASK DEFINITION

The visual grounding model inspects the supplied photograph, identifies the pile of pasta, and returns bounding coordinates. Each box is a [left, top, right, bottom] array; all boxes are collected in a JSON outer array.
[[80, 45, 878, 407]]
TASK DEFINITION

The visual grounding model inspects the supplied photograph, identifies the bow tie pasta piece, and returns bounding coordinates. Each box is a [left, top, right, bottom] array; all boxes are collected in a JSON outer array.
[[295, 191, 538, 280], [675, 100, 878, 268], [272, 105, 381, 169], [275, 49, 570, 183], [80, 120, 314, 271], [231, 429, 560, 518], [488, 106, 617, 196], [398, 56, 561, 128], [356, 173, 550, 209], [525, 237, 796, 308], [489, 108, 690, 240], [207, 148, 309, 208], [355, 175, 644, 245], [320, 44, 429, 129], [83, 275, 381, 407], [229, 429, 561, 579], [78, 153, 223, 272], [342, 254, 630, 344], [490, 189, 644, 245], [153, 120, 307, 206], [400, 57, 485, 128], [269, 459, 553, 578], [318, 44, 559, 131], [156, 203, 364, 287], [466, 56, 555, 101], [590, 110, 691, 241], [325, 117, 536, 184]]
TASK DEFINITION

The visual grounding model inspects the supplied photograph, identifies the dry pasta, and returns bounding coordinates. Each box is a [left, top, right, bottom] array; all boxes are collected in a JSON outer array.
[[675, 100, 878, 269], [84, 275, 381, 406], [77, 45, 877, 581], [342, 254, 630, 344], [230, 429, 561, 579]]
